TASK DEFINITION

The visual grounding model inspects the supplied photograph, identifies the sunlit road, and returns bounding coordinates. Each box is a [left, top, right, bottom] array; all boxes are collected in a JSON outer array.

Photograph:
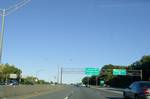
[[13, 86, 124, 99]]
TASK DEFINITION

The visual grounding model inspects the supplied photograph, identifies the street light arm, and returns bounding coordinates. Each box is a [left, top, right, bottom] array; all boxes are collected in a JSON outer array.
[[4, 0, 31, 16]]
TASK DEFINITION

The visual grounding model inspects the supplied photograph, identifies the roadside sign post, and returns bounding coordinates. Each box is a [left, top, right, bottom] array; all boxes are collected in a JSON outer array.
[[96, 76, 98, 86], [140, 70, 142, 80], [88, 77, 90, 86]]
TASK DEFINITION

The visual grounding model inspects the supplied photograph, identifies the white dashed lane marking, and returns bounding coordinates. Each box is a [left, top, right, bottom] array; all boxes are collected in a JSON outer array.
[[64, 96, 69, 99], [64, 90, 74, 99]]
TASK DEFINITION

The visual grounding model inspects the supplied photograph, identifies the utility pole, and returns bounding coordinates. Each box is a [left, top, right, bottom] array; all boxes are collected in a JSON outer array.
[[57, 66, 60, 84], [60, 67, 63, 84], [88, 77, 90, 86], [0, 0, 31, 64]]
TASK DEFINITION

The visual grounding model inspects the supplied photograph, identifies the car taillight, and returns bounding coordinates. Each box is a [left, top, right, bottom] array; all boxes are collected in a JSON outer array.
[[143, 89, 150, 95]]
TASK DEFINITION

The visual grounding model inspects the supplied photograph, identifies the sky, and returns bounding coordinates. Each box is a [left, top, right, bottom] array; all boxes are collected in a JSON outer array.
[[0, 0, 150, 83]]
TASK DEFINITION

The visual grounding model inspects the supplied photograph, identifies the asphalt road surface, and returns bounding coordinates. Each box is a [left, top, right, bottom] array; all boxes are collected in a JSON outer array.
[[8, 86, 124, 99]]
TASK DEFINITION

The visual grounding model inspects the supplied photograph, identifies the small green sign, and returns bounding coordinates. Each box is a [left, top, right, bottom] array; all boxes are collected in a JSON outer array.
[[100, 80, 104, 87], [85, 68, 100, 75], [100, 80, 104, 84], [113, 69, 127, 76]]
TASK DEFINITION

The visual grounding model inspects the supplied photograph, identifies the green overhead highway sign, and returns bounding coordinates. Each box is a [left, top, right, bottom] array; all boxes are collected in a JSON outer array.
[[85, 68, 100, 75], [113, 69, 127, 76]]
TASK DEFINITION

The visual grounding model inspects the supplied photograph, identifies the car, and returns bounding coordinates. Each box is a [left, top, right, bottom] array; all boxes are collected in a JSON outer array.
[[85, 85, 90, 88], [80, 84, 86, 87], [8, 80, 19, 86], [0, 81, 5, 85], [123, 81, 150, 99]]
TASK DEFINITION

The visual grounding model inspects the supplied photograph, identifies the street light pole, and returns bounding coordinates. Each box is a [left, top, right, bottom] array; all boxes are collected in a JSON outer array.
[[0, 0, 31, 64], [0, 10, 5, 64]]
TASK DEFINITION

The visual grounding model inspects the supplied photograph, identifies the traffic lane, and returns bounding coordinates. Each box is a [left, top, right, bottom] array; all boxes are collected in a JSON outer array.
[[25, 86, 74, 99], [70, 86, 123, 99], [96, 87, 124, 99], [6, 85, 71, 99], [7, 86, 124, 99]]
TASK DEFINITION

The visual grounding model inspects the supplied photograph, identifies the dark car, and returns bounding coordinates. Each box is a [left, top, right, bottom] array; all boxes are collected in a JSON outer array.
[[85, 85, 90, 88], [123, 81, 150, 99], [0, 81, 5, 85], [7, 80, 19, 86]]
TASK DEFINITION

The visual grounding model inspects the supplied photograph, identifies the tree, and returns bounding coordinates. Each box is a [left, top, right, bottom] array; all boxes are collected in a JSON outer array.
[[37, 80, 49, 84], [21, 76, 37, 85], [2, 64, 22, 74], [130, 55, 150, 80], [100, 64, 121, 83], [99, 64, 129, 87], [82, 76, 90, 85], [0, 64, 22, 82], [81, 55, 150, 88], [90, 75, 99, 85]]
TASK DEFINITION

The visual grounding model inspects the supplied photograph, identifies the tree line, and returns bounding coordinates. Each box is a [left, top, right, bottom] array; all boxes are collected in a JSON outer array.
[[0, 63, 22, 82], [0, 64, 50, 85], [82, 55, 150, 88]]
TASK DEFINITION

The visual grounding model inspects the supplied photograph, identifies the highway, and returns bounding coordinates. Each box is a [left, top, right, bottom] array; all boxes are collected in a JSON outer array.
[[8, 86, 124, 99]]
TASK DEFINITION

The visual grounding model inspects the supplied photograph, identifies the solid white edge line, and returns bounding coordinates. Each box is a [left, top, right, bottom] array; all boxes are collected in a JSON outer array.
[[97, 88, 123, 94]]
